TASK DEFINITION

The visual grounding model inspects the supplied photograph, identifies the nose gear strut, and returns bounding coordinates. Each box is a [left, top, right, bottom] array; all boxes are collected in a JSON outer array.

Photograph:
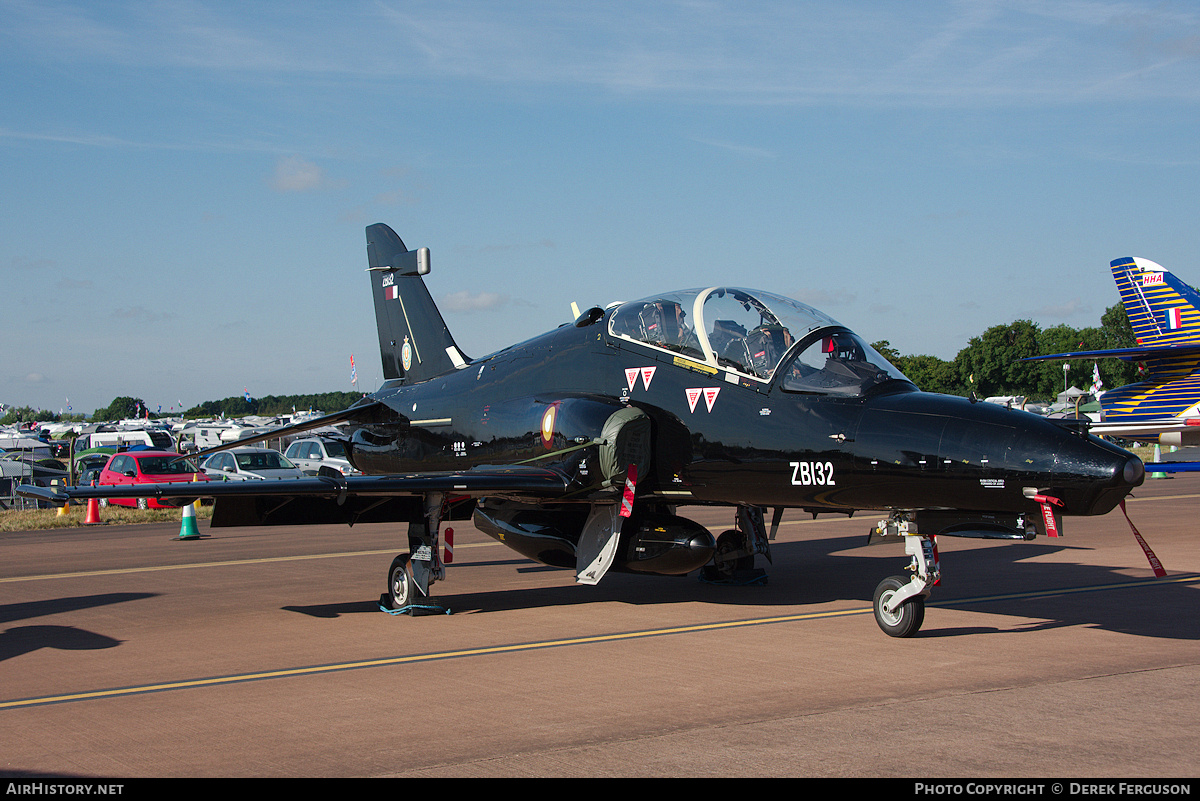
[[871, 513, 939, 637]]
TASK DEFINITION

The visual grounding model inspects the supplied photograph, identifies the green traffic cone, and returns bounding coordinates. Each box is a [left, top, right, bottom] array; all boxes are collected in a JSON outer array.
[[1149, 444, 1166, 480], [178, 501, 201, 539]]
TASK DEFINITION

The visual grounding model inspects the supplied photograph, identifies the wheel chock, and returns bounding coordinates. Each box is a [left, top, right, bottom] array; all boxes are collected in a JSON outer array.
[[377, 594, 451, 616]]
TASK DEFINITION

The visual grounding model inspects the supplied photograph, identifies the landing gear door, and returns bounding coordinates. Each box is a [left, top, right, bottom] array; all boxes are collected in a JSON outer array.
[[576, 504, 623, 585]]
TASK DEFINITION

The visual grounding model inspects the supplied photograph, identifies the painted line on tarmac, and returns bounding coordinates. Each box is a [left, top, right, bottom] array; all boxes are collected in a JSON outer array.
[[928, 572, 1200, 607], [0, 609, 869, 710], [1124, 491, 1200, 502], [3, 573, 1196, 711]]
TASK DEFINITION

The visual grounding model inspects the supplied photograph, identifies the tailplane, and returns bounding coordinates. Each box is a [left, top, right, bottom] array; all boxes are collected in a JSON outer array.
[[366, 223, 470, 383], [1111, 257, 1200, 347]]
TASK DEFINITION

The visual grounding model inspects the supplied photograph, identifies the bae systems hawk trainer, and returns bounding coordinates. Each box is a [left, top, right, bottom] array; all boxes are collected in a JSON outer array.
[[21, 224, 1146, 637]]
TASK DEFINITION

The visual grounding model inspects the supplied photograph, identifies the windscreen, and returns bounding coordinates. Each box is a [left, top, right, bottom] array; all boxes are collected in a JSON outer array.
[[138, 456, 199, 475], [236, 451, 295, 470], [780, 330, 911, 397], [610, 287, 912, 394], [610, 287, 841, 380]]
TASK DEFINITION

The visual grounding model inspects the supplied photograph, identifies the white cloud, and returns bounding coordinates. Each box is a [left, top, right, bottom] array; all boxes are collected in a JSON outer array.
[[440, 290, 508, 312], [111, 306, 174, 322], [270, 155, 326, 192], [794, 288, 857, 307], [1035, 297, 1092, 320]]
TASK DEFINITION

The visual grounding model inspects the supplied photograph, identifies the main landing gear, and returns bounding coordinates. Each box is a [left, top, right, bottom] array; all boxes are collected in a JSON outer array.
[[871, 515, 939, 637], [381, 494, 450, 616], [701, 505, 775, 585]]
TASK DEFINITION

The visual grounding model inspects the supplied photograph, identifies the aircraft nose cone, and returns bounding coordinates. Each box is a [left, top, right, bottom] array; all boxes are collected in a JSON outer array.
[[1065, 448, 1144, 516]]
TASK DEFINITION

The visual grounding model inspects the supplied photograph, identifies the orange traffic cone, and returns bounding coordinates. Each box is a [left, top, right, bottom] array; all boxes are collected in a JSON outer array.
[[84, 497, 102, 525]]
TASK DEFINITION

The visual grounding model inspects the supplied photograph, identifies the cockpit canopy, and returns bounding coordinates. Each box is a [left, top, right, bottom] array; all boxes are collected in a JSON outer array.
[[608, 287, 913, 397]]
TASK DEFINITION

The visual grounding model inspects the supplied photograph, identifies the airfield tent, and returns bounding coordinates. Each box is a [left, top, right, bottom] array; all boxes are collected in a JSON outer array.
[[1056, 386, 1093, 405]]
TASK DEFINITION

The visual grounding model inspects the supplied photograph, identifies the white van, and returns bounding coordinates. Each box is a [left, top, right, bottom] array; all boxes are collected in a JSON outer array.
[[177, 425, 234, 452], [74, 429, 175, 452]]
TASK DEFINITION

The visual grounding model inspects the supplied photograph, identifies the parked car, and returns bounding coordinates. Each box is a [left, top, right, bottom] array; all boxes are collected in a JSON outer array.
[[283, 438, 361, 477], [72, 448, 115, 478], [77, 464, 105, 487], [201, 447, 305, 481], [97, 450, 208, 509]]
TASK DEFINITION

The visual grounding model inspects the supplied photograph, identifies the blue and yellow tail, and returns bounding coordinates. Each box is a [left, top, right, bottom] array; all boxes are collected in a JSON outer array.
[[1024, 257, 1200, 444], [1110, 257, 1200, 347], [1097, 258, 1200, 434]]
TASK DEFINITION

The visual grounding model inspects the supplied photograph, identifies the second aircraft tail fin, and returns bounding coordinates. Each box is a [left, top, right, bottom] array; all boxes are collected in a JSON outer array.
[[1111, 257, 1200, 347], [366, 223, 470, 384]]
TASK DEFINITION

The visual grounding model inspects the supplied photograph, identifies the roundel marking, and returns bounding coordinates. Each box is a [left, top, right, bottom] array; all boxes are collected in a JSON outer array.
[[541, 404, 557, 449]]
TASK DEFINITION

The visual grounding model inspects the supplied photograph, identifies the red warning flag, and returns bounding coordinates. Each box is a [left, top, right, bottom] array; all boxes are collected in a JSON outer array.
[[1119, 501, 1166, 578], [620, 465, 637, 518]]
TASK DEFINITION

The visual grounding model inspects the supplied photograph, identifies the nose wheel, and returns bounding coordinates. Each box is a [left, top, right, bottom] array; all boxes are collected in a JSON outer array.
[[873, 575, 926, 637]]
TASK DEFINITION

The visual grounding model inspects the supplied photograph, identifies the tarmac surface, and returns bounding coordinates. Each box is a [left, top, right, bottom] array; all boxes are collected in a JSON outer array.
[[1, 475, 1198, 778]]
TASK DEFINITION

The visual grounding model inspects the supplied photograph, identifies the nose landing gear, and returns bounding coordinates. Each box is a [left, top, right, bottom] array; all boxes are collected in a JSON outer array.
[[871, 516, 938, 638]]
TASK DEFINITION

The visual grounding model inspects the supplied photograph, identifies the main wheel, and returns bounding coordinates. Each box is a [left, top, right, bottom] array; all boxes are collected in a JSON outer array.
[[713, 530, 754, 579], [386, 554, 414, 611], [873, 575, 925, 638]]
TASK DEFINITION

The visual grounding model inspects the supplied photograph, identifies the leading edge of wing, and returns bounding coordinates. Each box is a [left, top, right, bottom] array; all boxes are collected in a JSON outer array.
[[1020, 343, 1200, 363], [180, 399, 385, 463], [18, 465, 572, 506]]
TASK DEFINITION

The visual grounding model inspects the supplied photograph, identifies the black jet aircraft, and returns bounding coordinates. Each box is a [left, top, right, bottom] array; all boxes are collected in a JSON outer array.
[[22, 224, 1146, 636]]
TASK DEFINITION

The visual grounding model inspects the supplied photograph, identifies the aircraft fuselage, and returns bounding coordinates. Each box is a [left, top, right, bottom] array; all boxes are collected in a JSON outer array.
[[346, 308, 1140, 528]]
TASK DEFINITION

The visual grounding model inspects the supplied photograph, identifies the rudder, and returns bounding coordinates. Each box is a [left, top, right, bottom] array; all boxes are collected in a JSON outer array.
[[366, 223, 469, 383]]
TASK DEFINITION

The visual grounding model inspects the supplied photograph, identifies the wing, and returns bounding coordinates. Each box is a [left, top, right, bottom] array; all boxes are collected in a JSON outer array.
[[17, 465, 571, 527], [1020, 343, 1200, 363]]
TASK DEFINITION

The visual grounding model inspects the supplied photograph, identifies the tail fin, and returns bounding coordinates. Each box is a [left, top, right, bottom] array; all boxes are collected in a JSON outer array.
[[366, 223, 469, 384], [1111, 257, 1200, 347]]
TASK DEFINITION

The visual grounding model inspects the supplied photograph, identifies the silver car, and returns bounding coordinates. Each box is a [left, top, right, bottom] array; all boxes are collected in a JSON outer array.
[[202, 447, 305, 481], [283, 438, 361, 478]]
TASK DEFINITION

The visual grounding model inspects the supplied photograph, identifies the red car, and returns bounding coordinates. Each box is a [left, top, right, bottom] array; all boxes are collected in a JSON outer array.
[[97, 450, 209, 509]]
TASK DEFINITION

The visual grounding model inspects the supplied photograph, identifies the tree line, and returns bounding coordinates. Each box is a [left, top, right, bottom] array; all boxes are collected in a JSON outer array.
[[0, 393, 365, 425], [81, 392, 367, 423], [871, 303, 1138, 399]]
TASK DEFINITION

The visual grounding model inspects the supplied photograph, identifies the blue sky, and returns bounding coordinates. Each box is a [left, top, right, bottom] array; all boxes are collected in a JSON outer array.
[[3, 0, 1199, 416]]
